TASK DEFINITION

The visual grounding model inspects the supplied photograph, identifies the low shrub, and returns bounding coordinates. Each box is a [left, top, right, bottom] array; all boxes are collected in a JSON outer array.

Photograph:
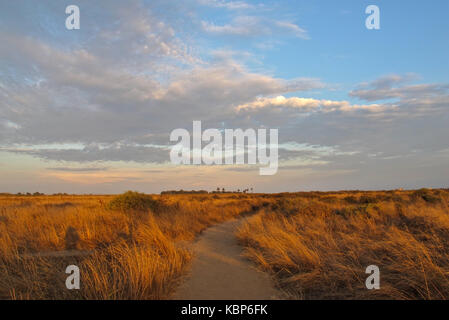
[[359, 195, 378, 204], [107, 191, 158, 212], [344, 196, 358, 204], [411, 188, 441, 204]]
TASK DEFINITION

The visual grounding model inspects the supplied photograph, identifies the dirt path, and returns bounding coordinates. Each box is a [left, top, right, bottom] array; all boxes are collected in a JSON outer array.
[[173, 217, 281, 300]]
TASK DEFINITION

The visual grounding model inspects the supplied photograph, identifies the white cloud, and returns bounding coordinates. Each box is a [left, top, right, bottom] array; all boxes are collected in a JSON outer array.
[[197, 0, 254, 10], [202, 16, 309, 39], [350, 74, 449, 102], [236, 95, 389, 114], [274, 21, 308, 39]]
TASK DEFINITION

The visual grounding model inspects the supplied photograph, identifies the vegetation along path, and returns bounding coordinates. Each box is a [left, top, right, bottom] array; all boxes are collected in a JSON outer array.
[[173, 217, 281, 300]]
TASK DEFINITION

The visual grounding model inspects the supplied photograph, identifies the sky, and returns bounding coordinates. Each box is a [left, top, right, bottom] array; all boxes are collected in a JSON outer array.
[[0, 0, 448, 194]]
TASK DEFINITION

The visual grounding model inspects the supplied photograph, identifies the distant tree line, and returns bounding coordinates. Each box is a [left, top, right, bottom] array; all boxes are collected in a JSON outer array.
[[161, 188, 254, 195], [0, 192, 72, 196], [1, 192, 47, 196], [161, 190, 209, 195]]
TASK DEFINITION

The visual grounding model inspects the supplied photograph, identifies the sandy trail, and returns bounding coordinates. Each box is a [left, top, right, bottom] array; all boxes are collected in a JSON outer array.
[[173, 217, 281, 300]]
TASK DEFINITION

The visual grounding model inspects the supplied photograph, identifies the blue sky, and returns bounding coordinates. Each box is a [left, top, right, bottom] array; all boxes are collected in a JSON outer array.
[[196, 0, 449, 101], [0, 0, 448, 193]]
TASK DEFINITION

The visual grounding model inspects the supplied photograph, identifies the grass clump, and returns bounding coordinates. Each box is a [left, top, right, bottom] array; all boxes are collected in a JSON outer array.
[[107, 191, 158, 212], [411, 188, 441, 204]]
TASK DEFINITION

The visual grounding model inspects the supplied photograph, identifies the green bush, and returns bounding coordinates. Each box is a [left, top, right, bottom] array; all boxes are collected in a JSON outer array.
[[107, 191, 158, 212]]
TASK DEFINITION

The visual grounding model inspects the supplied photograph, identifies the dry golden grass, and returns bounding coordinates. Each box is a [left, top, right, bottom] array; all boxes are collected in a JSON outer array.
[[0, 193, 262, 299], [2, 189, 449, 300], [236, 189, 449, 300]]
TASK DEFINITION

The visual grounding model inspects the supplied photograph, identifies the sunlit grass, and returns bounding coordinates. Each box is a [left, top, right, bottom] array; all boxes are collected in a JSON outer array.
[[0, 192, 260, 299], [236, 189, 449, 300], [1, 189, 449, 299]]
